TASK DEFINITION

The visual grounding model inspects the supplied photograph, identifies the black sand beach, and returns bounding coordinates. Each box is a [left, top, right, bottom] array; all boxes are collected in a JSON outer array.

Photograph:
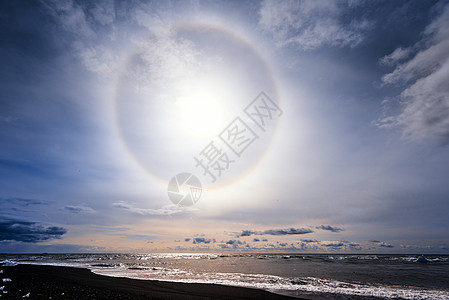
[[0, 264, 302, 299]]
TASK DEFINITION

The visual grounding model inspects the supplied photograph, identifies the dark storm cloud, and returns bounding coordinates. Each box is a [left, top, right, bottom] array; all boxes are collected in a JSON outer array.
[[238, 227, 313, 237], [316, 225, 344, 232], [0, 219, 66, 243]]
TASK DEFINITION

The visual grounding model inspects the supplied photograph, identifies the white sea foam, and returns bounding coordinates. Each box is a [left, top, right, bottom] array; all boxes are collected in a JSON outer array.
[[91, 266, 449, 300], [0, 260, 17, 267], [2, 253, 448, 299], [135, 253, 220, 260]]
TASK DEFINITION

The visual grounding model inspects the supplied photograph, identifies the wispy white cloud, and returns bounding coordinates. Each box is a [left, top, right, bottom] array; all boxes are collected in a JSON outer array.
[[89, 0, 115, 26], [40, 0, 96, 39], [377, 3, 449, 146], [40, 0, 120, 79], [378, 47, 412, 67], [113, 202, 197, 216], [258, 0, 371, 50]]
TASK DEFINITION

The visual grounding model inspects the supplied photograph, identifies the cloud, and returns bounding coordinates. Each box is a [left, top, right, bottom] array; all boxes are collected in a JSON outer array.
[[253, 238, 260, 242], [258, 0, 371, 50], [192, 238, 215, 244], [300, 239, 319, 243], [1, 197, 46, 206], [322, 242, 345, 249], [0, 219, 66, 243], [316, 225, 344, 232], [113, 202, 196, 216], [263, 228, 313, 235], [379, 47, 411, 66], [378, 242, 394, 248], [184, 238, 191, 242], [239, 230, 255, 237], [218, 239, 245, 249], [63, 205, 96, 214], [377, 3, 449, 146], [40, 0, 96, 39], [238, 227, 313, 237], [39, 0, 120, 78], [296, 239, 362, 251], [347, 243, 362, 250]]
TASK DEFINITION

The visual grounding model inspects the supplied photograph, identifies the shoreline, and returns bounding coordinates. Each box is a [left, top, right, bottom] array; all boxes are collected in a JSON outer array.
[[1, 264, 303, 299]]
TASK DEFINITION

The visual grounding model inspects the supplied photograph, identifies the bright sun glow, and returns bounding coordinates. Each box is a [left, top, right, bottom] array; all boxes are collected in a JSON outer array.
[[174, 76, 231, 139]]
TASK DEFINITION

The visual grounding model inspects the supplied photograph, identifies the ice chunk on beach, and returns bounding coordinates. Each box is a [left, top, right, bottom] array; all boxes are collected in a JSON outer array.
[[0, 286, 4, 291], [291, 277, 308, 285], [22, 292, 30, 298], [0, 270, 3, 274], [1, 279, 11, 283], [415, 255, 431, 263]]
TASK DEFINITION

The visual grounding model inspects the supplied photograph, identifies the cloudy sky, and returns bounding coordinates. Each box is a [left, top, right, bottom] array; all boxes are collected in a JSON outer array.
[[1, 0, 449, 253]]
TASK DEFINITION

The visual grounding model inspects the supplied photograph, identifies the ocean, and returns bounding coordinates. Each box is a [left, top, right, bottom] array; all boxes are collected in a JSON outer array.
[[1, 253, 448, 299]]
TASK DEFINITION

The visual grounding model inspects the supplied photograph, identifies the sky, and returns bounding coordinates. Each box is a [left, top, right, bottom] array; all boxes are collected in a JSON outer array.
[[1, 0, 449, 254]]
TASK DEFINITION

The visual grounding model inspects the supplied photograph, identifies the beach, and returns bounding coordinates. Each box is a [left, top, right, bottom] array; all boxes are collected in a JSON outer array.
[[2, 253, 449, 299], [1, 264, 301, 299]]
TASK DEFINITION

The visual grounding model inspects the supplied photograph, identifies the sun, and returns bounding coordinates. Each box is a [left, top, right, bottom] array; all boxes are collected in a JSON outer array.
[[174, 75, 231, 140]]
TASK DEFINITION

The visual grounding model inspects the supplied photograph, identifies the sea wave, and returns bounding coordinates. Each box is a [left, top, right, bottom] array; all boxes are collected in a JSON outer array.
[[91, 265, 449, 300], [2, 254, 449, 299]]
